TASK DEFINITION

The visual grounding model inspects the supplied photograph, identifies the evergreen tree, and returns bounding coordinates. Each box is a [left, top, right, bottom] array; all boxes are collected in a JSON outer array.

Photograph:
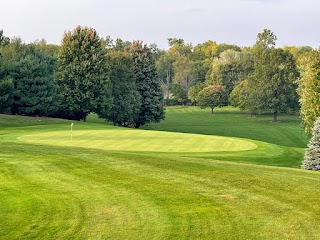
[[98, 51, 140, 127], [127, 41, 165, 128], [302, 117, 320, 170], [0, 57, 13, 113], [10, 51, 57, 116], [56, 26, 111, 120], [1, 40, 58, 116]]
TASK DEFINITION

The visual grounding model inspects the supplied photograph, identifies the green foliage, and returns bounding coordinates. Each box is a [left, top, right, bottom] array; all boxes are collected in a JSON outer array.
[[302, 117, 320, 170], [234, 30, 300, 122], [298, 50, 320, 133], [188, 82, 206, 105], [0, 76, 13, 113], [197, 85, 225, 113], [214, 43, 241, 57], [193, 40, 218, 61], [172, 55, 196, 91], [169, 83, 188, 105], [229, 80, 259, 115], [10, 52, 57, 116], [33, 39, 60, 57], [1, 40, 58, 116], [156, 50, 174, 99], [0, 29, 10, 47], [127, 41, 165, 128], [99, 51, 140, 127], [206, 49, 254, 97], [0, 56, 13, 113], [167, 38, 193, 57], [256, 29, 277, 49], [56, 26, 111, 120]]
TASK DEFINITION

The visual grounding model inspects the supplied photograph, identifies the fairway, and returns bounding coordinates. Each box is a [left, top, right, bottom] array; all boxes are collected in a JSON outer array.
[[1, 107, 320, 240], [19, 129, 257, 152]]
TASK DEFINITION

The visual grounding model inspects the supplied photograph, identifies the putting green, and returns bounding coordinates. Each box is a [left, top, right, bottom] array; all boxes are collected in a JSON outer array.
[[19, 129, 257, 152]]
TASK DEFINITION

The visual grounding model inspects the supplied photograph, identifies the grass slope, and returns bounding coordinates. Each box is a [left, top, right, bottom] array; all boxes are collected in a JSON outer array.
[[1, 107, 319, 240]]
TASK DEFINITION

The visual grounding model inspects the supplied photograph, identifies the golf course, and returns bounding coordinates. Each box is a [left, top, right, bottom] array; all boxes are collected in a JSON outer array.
[[1, 106, 320, 239]]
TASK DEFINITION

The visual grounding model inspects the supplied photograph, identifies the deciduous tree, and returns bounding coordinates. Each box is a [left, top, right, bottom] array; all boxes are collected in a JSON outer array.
[[243, 29, 299, 122], [188, 82, 206, 105], [56, 26, 111, 120], [198, 85, 225, 113], [298, 50, 320, 133]]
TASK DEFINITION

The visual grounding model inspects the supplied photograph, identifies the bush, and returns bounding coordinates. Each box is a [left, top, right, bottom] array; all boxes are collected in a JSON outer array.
[[302, 117, 320, 170]]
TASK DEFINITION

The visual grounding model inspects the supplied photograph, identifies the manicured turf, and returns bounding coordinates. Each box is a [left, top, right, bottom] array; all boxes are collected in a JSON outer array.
[[19, 129, 257, 152], [1, 107, 320, 239]]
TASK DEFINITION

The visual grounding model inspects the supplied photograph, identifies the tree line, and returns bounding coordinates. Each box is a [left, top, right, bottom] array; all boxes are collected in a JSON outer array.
[[0, 27, 320, 132], [0, 27, 164, 128], [154, 29, 319, 130]]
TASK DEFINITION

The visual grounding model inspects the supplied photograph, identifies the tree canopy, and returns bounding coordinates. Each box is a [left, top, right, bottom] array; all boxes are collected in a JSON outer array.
[[198, 85, 226, 113], [56, 26, 111, 121], [126, 41, 165, 128]]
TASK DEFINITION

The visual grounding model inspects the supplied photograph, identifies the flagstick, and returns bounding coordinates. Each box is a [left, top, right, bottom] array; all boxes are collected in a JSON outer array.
[[71, 122, 74, 141]]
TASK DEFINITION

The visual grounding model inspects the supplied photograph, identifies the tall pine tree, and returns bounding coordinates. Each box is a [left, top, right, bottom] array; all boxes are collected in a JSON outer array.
[[10, 50, 57, 116], [98, 51, 140, 127], [127, 41, 165, 128], [0, 56, 13, 113], [1, 40, 58, 116]]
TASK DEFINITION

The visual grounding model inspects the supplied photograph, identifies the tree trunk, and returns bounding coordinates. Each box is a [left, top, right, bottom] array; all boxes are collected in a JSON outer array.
[[211, 107, 214, 114], [273, 110, 278, 122]]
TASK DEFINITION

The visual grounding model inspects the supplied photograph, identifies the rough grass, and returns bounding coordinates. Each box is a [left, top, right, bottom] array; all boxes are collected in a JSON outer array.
[[1, 107, 319, 240]]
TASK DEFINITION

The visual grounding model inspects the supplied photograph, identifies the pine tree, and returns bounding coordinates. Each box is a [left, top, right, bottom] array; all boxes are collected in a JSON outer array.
[[302, 117, 320, 170], [98, 51, 140, 127], [0, 41, 57, 116], [127, 41, 165, 128], [0, 57, 13, 113], [10, 52, 57, 116], [56, 26, 111, 121]]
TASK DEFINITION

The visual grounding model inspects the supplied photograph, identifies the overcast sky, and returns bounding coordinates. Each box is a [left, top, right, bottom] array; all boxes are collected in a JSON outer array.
[[1, 0, 319, 49]]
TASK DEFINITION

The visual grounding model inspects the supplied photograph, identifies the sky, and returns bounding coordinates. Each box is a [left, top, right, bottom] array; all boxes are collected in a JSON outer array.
[[1, 0, 319, 49]]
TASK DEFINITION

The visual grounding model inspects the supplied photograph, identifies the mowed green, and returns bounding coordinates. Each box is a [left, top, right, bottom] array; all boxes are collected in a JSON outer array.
[[19, 129, 256, 152], [1, 107, 320, 240]]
